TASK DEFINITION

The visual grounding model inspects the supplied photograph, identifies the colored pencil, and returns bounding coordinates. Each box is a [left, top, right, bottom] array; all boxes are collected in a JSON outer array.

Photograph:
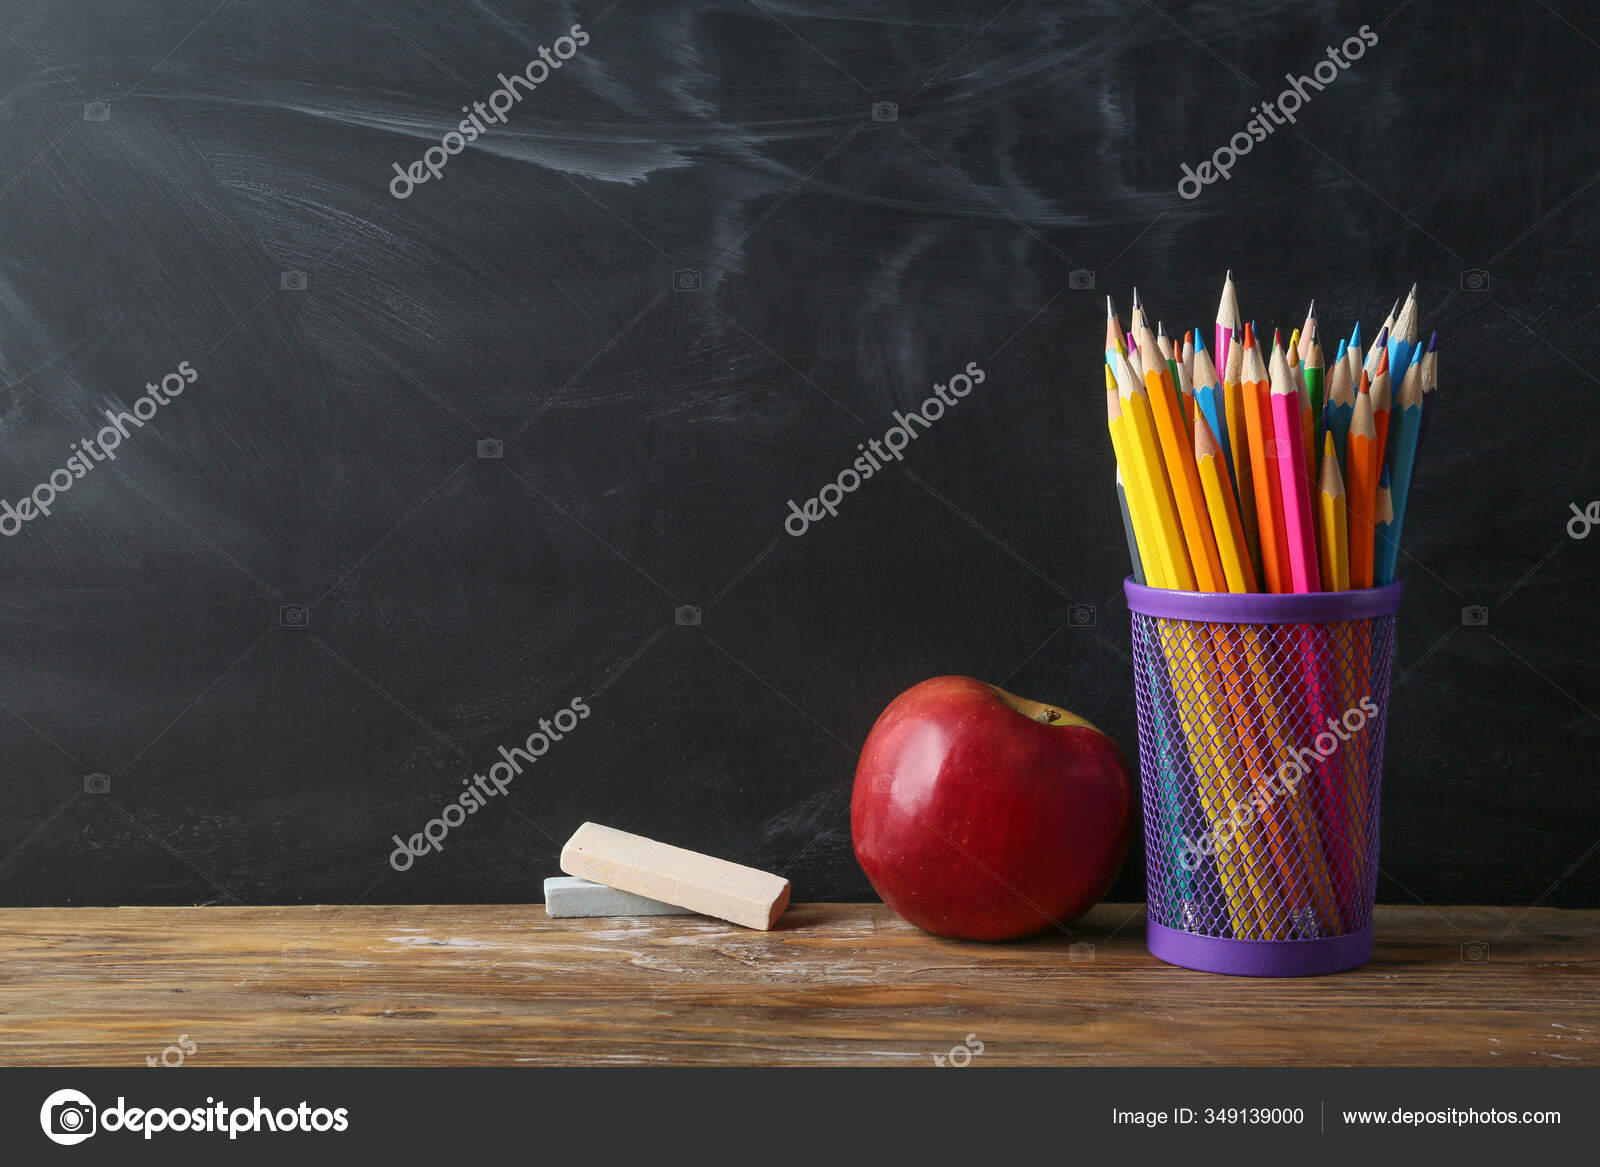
[[1370, 348, 1393, 473], [1240, 325, 1291, 593], [1105, 295, 1126, 362], [1388, 283, 1418, 384], [1194, 412, 1257, 593], [1376, 348, 1425, 585], [1115, 467, 1146, 585], [1137, 321, 1225, 592], [1113, 351, 1195, 590], [1168, 323, 1196, 436], [1304, 336, 1325, 481], [1317, 431, 1349, 592], [1192, 335, 1230, 479], [1220, 327, 1262, 578], [1269, 342, 1322, 593], [1297, 300, 1317, 362], [1324, 346, 1356, 483], [1346, 383, 1379, 589], [1345, 320, 1363, 391], [1215, 270, 1241, 381]]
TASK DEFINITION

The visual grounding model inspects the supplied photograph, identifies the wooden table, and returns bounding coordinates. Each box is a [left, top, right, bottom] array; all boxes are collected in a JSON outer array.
[[1, 904, 1594, 1066]]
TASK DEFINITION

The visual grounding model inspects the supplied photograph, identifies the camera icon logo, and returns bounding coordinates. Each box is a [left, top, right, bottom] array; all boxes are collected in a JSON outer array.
[[1460, 268, 1489, 292], [870, 773, 894, 794], [279, 603, 309, 628], [477, 437, 504, 459], [1461, 941, 1490, 963], [1068, 942, 1096, 962], [280, 270, 308, 292], [672, 269, 702, 292], [675, 605, 702, 626], [83, 101, 111, 122], [40, 1088, 97, 1145], [1461, 605, 1489, 627], [1068, 603, 1096, 627], [84, 773, 111, 795], [1068, 268, 1096, 291], [871, 101, 898, 123]]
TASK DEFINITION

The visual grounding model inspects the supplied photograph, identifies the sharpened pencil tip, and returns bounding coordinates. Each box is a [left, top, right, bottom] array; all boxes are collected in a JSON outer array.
[[1427, 330, 1438, 352]]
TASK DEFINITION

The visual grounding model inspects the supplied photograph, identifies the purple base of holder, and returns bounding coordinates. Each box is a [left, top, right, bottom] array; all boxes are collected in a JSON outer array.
[[1148, 922, 1373, 977]]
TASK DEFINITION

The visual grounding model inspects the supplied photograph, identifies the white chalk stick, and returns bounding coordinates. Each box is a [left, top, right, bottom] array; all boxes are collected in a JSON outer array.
[[559, 822, 791, 931], [543, 876, 693, 918]]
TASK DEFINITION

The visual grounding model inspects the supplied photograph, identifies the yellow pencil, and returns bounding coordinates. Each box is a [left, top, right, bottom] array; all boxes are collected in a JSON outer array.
[[1136, 323, 1224, 592], [1106, 366, 1168, 589], [1317, 431, 1349, 592], [1113, 352, 1195, 590], [1194, 413, 1258, 594]]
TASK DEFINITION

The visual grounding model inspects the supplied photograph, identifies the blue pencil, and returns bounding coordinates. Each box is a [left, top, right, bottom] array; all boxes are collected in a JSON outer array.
[[1191, 333, 1232, 484], [1325, 336, 1357, 483], [1377, 333, 1435, 584], [1387, 283, 1419, 387]]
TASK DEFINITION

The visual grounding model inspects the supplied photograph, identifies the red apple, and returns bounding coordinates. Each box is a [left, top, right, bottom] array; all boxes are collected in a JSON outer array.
[[852, 676, 1134, 941]]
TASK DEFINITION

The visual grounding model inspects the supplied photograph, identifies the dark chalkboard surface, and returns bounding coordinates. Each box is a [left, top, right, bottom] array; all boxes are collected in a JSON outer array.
[[1, 1, 1595, 909]]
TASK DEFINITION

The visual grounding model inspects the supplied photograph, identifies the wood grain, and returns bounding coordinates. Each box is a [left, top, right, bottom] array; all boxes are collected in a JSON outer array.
[[0, 904, 1594, 1067]]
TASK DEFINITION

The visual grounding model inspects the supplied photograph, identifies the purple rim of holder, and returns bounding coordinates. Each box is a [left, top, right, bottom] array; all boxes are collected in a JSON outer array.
[[1124, 578, 1403, 977]]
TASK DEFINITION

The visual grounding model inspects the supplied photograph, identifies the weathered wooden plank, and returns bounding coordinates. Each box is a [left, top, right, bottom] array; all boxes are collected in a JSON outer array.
[[0, 905, 1593, 1066]]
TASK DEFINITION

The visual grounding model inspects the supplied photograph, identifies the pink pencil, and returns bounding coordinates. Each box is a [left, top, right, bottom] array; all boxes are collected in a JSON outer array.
[[1268, 340, 1321, 592]]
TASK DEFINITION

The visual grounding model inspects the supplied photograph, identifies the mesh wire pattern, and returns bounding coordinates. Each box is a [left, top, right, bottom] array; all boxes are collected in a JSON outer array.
[[1130, 610, 1396, 941]]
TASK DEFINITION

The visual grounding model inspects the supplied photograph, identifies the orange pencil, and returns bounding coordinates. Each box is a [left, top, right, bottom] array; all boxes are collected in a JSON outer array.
[[1137, 322, 1226, 592], [1239, 325, 1291, 593], [1346, 382, 1379, 588], [1221, 328, 1262, 579], [1369, 348, 1393, 473]]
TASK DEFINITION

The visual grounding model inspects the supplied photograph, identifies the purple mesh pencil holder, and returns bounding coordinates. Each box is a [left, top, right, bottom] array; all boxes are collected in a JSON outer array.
[[1124, 579, 1402, 976]]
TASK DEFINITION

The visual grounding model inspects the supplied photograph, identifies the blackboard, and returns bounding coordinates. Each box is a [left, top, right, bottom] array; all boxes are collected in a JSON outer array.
[[1, 0, 1595, 910]]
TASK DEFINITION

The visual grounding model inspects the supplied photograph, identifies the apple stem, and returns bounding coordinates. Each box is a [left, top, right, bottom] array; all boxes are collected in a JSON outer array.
[[1036, 709, 1061, 723]]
